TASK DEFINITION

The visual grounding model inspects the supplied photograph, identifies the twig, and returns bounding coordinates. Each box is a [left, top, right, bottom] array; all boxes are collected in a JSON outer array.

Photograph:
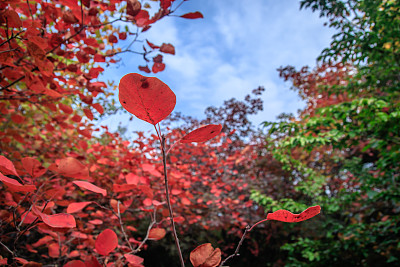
[[161, 135, 185, 267], [219, 225, 250, 267], [117, 201, 134, 251], [132, 208, 157, 253], [0, 240, 14, 256]]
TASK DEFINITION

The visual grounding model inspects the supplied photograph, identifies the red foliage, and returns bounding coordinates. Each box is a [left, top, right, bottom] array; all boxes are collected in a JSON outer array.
[[0, 0, 320, 265]]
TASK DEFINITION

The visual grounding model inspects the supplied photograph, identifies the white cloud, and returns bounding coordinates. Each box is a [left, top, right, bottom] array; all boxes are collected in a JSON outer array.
[[102, 0, 335, 135]]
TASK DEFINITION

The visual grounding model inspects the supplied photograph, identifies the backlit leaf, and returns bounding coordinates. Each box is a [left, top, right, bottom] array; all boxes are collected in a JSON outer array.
[[95, 229, 118, 256], [119, 73, 176, 125], [180, 124, 222, 143], [266, 205, 321, 223]]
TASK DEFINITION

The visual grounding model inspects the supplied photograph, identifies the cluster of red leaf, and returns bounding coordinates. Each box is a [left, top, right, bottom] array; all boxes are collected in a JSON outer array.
[[0, 0, 321, 265]]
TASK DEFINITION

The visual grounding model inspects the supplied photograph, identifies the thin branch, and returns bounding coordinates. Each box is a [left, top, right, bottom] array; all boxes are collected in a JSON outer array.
[[249, 218, 268, 232], [0, 241, 14, 256], [0, 48, 18, 54], [0, 30, 24, 47], [117, 201, 134, 251], [219, 225, 250, 267], [132, 208, 157, 253], [26, 0, 33, 19], [161, 135, 185, 267]]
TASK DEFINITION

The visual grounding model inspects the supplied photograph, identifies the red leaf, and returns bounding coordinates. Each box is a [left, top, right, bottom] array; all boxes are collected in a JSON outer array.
[[124, 254, 144, 265], [161, 0, 173, 10], [0, 173, 36, 193], [148, 228, 166, 240], [95, 229, 118, 256], [152, 62, 165, 73], [108, 34, 118, 44], [73, 181, 107, 196], [83, 108, 94, 120], [266, 205, 321, 223], [126, 0, 141, 17], [32, 206, 76, 228], [0, 155, 19, 177], [11, 114, 25, 123], [119, 32, 127, 40], [180, 124, 222, 143], [21, 157, 46, 178], [64, 260, 86, 267], [190, 243, 221, 267], [92, 103, 104, 114], [125, 173, 140, 185], [160, 43, 175, 55], [118, 73, 176, 125], [3, 10, 22, 28], [135, 10, 150, 27], [180, 11, 204, 19], [146, 40, 160, 49], [138, 65, 151, 73], [32, 236, 53, 247], [113, 183, 137, 193], [153, 54, 163, 63], [48, 243, 60, 258], [66, 202, 92, 213], [84, 256, 102, 267], [59, 103, 73, 114], [58, 157, 89, 179]]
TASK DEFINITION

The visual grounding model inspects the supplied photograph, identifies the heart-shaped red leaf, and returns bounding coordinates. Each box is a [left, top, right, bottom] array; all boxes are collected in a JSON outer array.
[[95, 229, 118, 256], [180, 124, 222, 143], [73, 181, 107, 196], [267, 205, 321, 223], [119, 73, 176, 125]]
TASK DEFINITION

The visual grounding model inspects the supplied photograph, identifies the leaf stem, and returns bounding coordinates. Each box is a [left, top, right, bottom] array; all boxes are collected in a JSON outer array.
[[161, 135, 185, 267]]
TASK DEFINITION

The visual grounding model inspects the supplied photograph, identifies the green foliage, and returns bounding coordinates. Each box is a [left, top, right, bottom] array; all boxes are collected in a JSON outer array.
[[258, 0, 400, 265]]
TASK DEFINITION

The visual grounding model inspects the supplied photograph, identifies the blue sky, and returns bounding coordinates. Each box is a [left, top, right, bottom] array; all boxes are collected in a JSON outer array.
[[101, 0, 334, 134]]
